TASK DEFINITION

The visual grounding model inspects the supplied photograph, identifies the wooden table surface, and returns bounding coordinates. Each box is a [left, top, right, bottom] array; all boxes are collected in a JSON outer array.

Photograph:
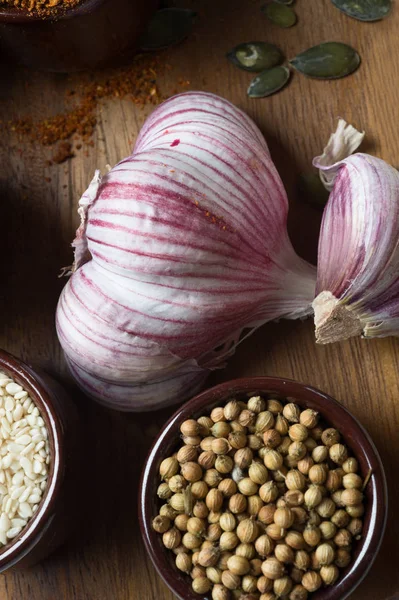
[[1, 0, 399, 598]]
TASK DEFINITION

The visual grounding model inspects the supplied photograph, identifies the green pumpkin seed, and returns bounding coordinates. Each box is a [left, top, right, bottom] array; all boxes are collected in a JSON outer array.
[[290, 42, 360, 79], [332, 0, 391, 21], [139, 8, 196, 51], [247, 66, 291, 98], [299, 173, 330, 208], [261, 2, 297, 27], [227, 42, 284, 72]]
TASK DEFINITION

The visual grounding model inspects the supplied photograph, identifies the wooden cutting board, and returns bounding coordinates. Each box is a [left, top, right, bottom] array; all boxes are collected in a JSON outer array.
[[0, 0, 398, 598]]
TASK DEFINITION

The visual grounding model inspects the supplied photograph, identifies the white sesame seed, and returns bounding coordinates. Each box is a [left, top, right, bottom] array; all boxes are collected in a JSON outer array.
[[5, 498, 12, 514], [35, 441, 45, 452], [16, 435, 32, 446], [15, 427, 31, 438], [26, 415, 37, 427], [6, 526, 22, 539], [1, 419, 10, 434], [4, 398, 14, 412], [5, 383, 22, 396], [14, 391, 28, 401], [28, 494, 41, 504], [0, 531, 6, 545], [11, 518, 26, 528], [32, 504, 39, 513], [18, 487, 31, 504], [11, 487, 25, 500], [33, 460, 43, 474], [11, 472, 24, 486], [18, 503, 32, 519], [0, 380, 11, 388], [13, 405, 24, 421], [0, 514, 9, 532], [21, 443, 35, 456]]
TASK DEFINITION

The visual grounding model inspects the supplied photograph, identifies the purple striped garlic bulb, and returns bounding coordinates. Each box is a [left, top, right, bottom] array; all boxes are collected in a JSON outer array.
[[313, 119, 399, 343], [56, 92, 316, 411]]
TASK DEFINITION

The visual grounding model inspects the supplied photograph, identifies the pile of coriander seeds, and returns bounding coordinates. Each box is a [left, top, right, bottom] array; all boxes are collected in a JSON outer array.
[[0, 371, 50, 546], [152, 396, 366, 600]]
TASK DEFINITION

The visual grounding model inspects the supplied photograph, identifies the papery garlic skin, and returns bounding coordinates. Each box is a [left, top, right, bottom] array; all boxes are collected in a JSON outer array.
[[313, 120, 399, 343], [56, 92, 316, 410]]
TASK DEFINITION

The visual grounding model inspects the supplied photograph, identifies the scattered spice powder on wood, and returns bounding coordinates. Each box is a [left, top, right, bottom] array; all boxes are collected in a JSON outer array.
[[8, 55, 168, 157]]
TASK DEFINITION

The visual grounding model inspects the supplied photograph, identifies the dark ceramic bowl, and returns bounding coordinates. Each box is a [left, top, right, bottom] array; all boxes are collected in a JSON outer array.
[[0, 349, 83, 570], [139, 377, 387, 600], [0, 0, 158, 72]]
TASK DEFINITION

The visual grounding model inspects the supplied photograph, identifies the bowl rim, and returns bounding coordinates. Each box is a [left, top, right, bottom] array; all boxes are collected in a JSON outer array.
[[0, 349, 63, 569], [0, 0, 107, 23], [139, 376, 388, 600]]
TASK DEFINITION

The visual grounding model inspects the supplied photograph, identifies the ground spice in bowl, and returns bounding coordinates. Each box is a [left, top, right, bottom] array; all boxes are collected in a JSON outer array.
[[0, 0, 81, 16]]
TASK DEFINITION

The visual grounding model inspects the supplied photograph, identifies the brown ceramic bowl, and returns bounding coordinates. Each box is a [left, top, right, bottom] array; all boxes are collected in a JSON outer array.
[[0, 349, 83, 570], [139, 377, 387, 600], [0, 0, 158, 72]]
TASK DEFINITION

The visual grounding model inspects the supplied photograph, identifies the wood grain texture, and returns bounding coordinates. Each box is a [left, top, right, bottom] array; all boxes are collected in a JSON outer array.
[[1, 0, 399, 598]]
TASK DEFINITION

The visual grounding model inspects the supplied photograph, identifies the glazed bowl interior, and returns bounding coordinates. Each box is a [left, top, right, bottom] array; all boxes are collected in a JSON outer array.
[[0, 350, 61, 569], [139, 377, 387, 600]]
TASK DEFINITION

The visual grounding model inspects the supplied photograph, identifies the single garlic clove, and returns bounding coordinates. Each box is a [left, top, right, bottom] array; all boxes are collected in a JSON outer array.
[[312, 120, 399, 343]]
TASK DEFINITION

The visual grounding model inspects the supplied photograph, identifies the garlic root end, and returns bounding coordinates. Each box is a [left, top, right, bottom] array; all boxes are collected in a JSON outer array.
[[312, 291, 363, 344]]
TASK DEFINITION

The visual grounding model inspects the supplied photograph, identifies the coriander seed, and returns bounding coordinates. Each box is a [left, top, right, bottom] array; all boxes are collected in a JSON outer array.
[[160, 457, 179, 480], [268, 398, 284, 413], [348, 518, 362, 537], [346, 503, 365, 517], [283, 403, 300, 423], [198, 546, 220, 567], [320, 564, 339, 585], [264, 449, 283, 470], [311, 446, 328, 463], [321, 428, 340, 447], [197, 416, 214, 436], [260, 481, 279, 503], [329, 444, 348, 465], [182, 462, 203, 483], [275, 414, 289, 436], [274, 576, 293, 597], [303, 525, 321, 547], [334, 528, 352, 547], [207, 523, 222, 541], [192, 576, 212, 594], [235, 448, 254, 469], [204, 469, 223, 488], [193, 500, 209, 519], [191, 565, 206, 578], [266, 524, 286, 541], [176, 552, 192, 573], [181, 419, 200, 437], [288, 442, 307, 461], [191, 481, 209, 499], [258, 504, 276, 525], [237, 519, 259, 543], [229, 493, 247, 514], [215, 455, 234, 474], [294, 550, 310, 571], [247, 495, 264, 516], [274, 544, 294, 564], [308, 464, 327, 485], [263, 429, 282, 448], [315, 543, 335, 565], [255, 411, 275, 433], [169, 474, 187, 493], [286, 470, 306, 491], [212, 584, 231, 600], [227, 554, 251, 575], [304, 486, 322, 509], [285, 531, 306, 550], [299, 409, 318, 429], [170, 493, 185, 513], [183, 532, 202, 550], [289, 424, 308, 442], [261, 557, 284, 580], [221, 570, 241, 590], [159, 504, 177, 520], [238, 477, 259, 496], [289, 584, 308, 600], [301, 571, 322, 592], [343, 473, 363, 489], [211, 407, 226, 423], [220, 531, 239, 551], [219, 478, 237, 497], [220, 512, 236, 532], [249, 462, 269, 485], [341, 488, 363, 506], [229, 431, 247, 450], [248, 396, 266, 413], [177, 444, 198, 464], [182, 435, 202, 446], [320, 521, 337, 540], [243, 573, 258, 592], [163, 528, 181, 549], [157, 482, 173, 500], [257, 575, 273, 593], [342, 457, 358, 473], [152, 515, 171, 533], [224, 400, 242, 421], [255, 534, 274, 557], [212, 422, 231, 439], [239, 410, 256, 428], [325, 470, 343, 492], [274, 507, 294, 528], [335, 548, 351, 568], [316, 497, 336, 518], [297, 456, 313, 475], [236, 542, 256, 559]]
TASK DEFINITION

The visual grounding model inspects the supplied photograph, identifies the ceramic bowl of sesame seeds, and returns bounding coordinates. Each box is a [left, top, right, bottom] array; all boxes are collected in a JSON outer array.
[[0, 0, 158, 72], [140, 377, 387, 600], [0, 348, 82, 570]]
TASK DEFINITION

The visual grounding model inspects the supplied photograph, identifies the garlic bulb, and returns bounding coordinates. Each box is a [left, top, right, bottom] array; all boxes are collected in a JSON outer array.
[[313, 119, 399, 343], [56, 92, 316, 410]]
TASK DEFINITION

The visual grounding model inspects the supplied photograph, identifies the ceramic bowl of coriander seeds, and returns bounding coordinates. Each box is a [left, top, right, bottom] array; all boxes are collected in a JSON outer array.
[[0, 349, 82, 570], [139, 377, 387, 600]]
